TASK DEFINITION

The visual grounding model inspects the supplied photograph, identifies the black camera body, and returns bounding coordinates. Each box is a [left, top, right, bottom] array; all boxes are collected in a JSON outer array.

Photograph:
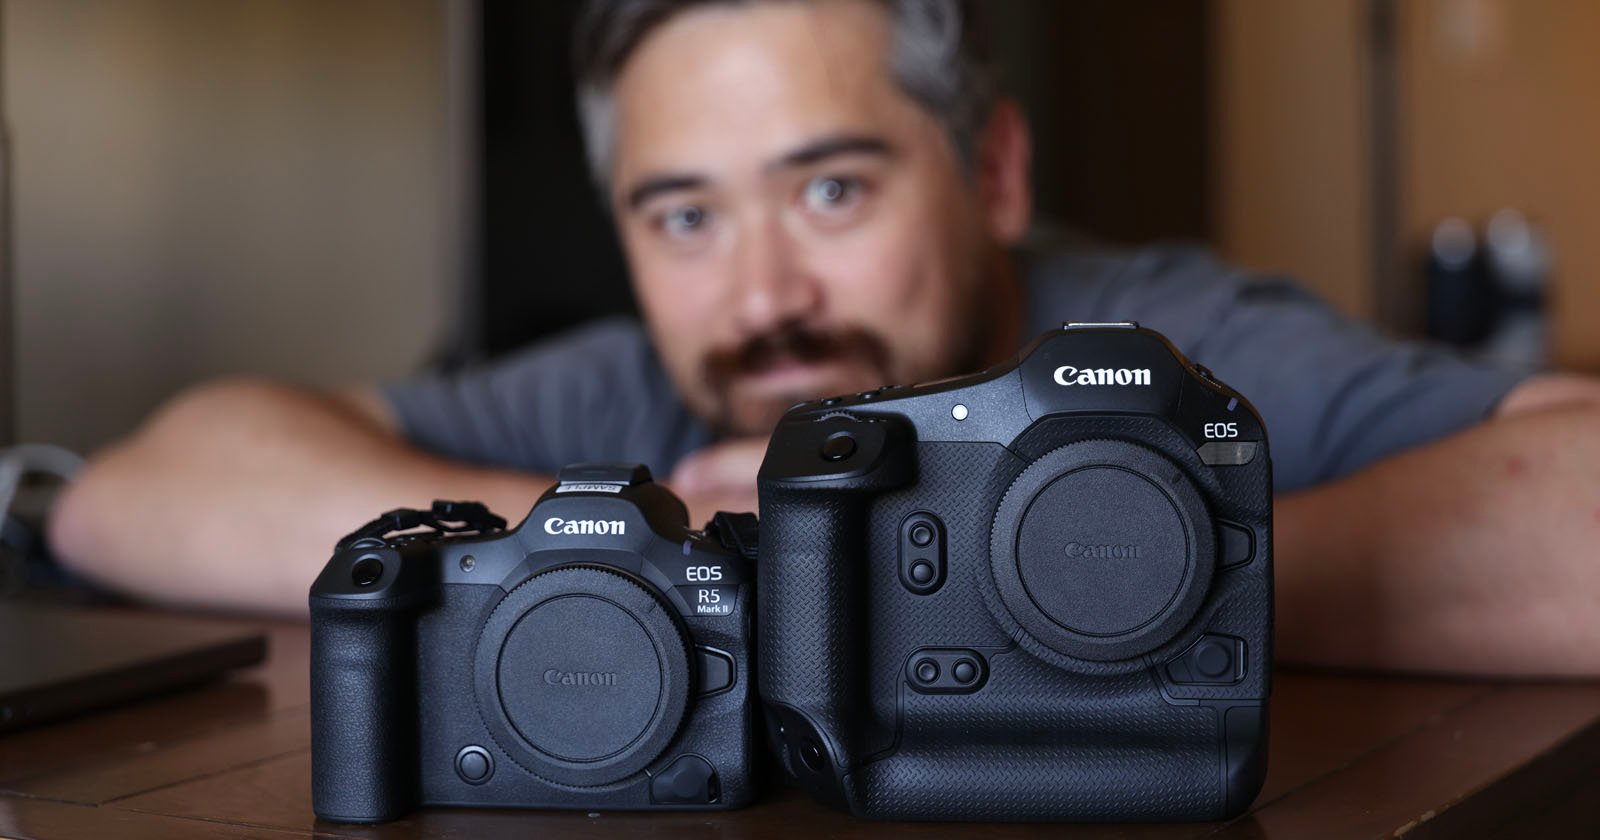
[[309, 464, 757, 823], [758, 323, 1272, 821]]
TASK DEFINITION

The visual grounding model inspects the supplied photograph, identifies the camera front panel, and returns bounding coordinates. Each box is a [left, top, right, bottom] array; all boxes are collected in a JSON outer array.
[[758, 324, 1272, 821], [311, 466, 757, 821]]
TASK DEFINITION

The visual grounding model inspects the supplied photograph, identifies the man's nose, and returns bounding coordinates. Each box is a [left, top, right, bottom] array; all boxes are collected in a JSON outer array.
[[729, 213, 819, 335]]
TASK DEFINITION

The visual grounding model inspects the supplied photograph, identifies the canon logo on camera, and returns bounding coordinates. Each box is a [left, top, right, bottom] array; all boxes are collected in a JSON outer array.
[[542, 668, 619, 687], [1064, 541, 1144, 560], [543, 517, 627, 536], [1053, 365, 1152, 387]]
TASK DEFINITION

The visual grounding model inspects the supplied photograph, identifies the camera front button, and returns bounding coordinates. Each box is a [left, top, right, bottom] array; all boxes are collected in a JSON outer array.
[[695, 646, 735, 695], [1219, 521, 1256, 569], [1165, 634, 1246, 685], [454, 745, 493, 785], [649, 755, 720, 805]]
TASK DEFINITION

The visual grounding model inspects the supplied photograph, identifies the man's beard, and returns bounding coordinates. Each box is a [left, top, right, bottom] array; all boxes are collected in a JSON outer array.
[[700, 321, 893, 437]]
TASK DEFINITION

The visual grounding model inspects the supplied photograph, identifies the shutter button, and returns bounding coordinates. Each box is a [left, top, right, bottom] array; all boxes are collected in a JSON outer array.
[[820, 433, 856, 462]]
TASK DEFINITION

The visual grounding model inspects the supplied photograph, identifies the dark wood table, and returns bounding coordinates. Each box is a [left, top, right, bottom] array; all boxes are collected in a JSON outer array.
[[2, 616, 1599, 839]]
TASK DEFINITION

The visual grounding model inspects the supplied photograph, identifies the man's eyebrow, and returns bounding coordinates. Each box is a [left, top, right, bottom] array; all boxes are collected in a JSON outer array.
[[625, 174, 708, 211], [767, 134, 894, 171]]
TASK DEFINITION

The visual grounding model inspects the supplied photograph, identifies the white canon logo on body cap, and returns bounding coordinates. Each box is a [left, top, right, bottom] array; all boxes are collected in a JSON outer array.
[[544, 517, 627, 536], [1053, 366, 1153, 387]]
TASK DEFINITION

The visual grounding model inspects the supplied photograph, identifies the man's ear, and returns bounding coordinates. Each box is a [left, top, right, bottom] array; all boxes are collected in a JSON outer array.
[[976, 97, 1033, 245]]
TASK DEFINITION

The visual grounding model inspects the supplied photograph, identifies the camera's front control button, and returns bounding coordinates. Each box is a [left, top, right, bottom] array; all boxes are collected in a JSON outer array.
[[799, 738, 828, 773], [906, 648, 987, 694], [696, 646, 734, 695], [454, 745, 493, 785], [820, 432, 857, 462], [650, 755, 719, 805], [899, 513, 947, 595], [1165, 634, 1246, 685], [1219, 521, 1255, 569]]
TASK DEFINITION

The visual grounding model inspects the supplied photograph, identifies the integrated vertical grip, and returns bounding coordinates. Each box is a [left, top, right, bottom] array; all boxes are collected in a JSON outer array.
[[756, 415, 914, 802], [309, 547, 427, 823]]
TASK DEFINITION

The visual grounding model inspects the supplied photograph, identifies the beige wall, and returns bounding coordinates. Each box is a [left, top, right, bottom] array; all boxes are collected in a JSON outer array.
[[3, 0, 455, 453], [1210, 0, 1374, 321], [1212, 0, 1600, 371], [1399, 0, 1600, 370]]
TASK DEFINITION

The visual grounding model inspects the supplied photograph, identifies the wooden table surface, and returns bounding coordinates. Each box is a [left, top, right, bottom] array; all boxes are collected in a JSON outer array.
[[2, 616, 1600, 840]]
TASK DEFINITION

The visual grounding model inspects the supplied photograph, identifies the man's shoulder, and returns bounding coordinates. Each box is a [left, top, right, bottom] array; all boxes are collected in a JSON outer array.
[[520, 315, 654, 361], [380, 314, 707, 474], [1022, 242, 1256, 347], [485, 315, 665, 385]]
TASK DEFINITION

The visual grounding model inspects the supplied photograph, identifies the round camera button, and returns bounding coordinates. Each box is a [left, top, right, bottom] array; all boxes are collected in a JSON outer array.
[[952, 660, 978, 684], [1194, 639, 1233, 679], [820, 433, 857, 462], [455, 745, 493, 784], [799, 738, 827, 773], [350, 556, 383, 587]]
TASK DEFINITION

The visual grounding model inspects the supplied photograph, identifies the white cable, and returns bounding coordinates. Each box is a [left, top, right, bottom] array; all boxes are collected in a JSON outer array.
[[0, 444, 85, 525]]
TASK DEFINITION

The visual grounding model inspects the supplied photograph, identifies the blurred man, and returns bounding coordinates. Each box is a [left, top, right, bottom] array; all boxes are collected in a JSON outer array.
[[48, 0, 1600, 676]]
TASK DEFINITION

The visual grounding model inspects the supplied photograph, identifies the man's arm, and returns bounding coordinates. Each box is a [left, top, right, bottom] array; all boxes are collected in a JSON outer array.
[[46, 378, 554, 616], [1276, 373, 1600, 676]]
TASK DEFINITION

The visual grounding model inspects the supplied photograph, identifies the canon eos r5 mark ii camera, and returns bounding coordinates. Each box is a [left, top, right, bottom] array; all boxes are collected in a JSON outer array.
[[309, 464, 757, 823], [758, 322, 1272, 821]]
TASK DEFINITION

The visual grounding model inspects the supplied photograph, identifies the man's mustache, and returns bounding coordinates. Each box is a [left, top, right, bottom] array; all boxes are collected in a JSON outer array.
[[702, 322, 891, 392]]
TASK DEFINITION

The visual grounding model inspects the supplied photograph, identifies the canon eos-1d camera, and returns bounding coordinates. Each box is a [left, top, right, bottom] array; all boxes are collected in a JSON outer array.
[[758, 322, 1272, 821], [309, 464, 757, 823]]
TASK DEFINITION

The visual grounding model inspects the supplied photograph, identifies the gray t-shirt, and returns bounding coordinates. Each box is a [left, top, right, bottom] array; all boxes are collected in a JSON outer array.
[[383, 246, 1529, 492]]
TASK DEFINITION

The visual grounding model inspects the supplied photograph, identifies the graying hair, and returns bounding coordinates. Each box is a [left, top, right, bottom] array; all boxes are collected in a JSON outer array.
[[573, 0, 995, 191]]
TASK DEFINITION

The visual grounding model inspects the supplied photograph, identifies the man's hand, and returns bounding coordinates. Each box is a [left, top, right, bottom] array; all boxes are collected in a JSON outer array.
[[668, 438, 767, 527]]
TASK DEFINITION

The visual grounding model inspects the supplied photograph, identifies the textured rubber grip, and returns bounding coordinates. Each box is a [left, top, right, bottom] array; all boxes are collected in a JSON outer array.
[[309, 598, 418, 823], [757, 487, 869, 769], [848, 736, 1228, 822]]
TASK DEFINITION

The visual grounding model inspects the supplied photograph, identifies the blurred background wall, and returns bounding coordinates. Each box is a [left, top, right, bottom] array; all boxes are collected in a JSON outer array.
[[2, 0, 1597, 455], [2, 0, 458, 453]]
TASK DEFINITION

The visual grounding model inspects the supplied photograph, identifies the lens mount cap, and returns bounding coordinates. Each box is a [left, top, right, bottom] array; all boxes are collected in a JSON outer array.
[[473, 565, 691, 787], [989, 440, 1215, 663]]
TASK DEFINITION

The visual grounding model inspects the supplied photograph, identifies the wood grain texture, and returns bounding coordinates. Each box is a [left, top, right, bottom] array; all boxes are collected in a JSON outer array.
[[1, 615, 1598, 838]]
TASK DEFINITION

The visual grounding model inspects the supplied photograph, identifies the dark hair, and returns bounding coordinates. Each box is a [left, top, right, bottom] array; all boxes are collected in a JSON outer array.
[[572, 0, 995, 187]]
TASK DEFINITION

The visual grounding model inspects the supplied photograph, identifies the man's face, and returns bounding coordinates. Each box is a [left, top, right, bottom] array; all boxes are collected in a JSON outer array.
[[608, 0, 1020, 437]]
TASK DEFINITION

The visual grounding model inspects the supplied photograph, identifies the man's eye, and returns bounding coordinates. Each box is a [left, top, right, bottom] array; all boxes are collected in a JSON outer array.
[[661, 205, 710, 237], [803, 176, 862, 213]]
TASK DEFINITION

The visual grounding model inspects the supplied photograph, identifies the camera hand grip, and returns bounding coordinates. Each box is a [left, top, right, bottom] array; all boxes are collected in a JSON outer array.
[[757, 488, 869, 767], [758, 416, 914, 781], [309, 598, 417, 823]]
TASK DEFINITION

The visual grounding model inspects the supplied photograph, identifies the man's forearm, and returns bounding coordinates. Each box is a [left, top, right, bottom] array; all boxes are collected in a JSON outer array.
[[47, 379, 551, 616], [1275, 403, 1600, 676]]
